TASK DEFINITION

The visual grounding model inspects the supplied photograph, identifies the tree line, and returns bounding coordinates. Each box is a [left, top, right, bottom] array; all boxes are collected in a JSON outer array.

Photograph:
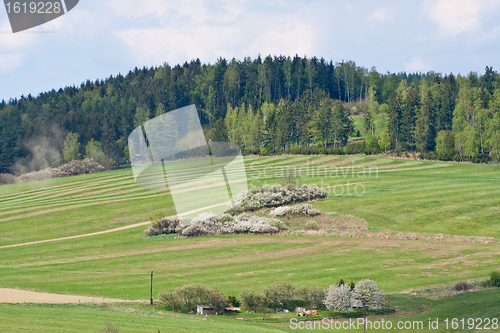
[[0, 55, 499, 174]]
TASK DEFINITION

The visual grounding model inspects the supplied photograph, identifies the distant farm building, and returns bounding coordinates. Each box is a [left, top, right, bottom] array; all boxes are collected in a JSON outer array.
[[197, 305, 214, 315]]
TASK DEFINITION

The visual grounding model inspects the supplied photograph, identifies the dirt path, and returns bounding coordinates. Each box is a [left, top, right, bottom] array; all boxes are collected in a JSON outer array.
[[0, 202, 227, 250], [0, 288, 129, 304]]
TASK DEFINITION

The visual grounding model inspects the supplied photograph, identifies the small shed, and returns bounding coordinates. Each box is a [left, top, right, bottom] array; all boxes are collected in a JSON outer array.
[[197, 305, 214, 315]]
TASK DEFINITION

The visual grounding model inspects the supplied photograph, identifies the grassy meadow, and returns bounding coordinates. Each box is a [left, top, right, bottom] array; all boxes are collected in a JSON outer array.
[[0, 155, 499, 332]]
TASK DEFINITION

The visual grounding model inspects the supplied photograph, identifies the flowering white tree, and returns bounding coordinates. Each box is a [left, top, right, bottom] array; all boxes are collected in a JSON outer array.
[[323, 284, 353, 313], [352, 279, 385, 333], [351, 279, 385, 310]]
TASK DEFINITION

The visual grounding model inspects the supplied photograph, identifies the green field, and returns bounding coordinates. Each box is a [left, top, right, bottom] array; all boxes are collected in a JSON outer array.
[[1, 155, 499, 332]]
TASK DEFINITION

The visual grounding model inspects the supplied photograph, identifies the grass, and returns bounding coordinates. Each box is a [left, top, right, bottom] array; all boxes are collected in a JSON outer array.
[[1, 289, 499, 332], [0, 230, 498, 300], [0, 302, 285, 333], [1, 155, 500, 331]]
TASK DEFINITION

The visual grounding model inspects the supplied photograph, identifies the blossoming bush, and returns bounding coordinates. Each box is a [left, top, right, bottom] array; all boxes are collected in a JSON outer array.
[[181, 212, 287, 237], [17, 158, 106, 182], [269, 206, 291, 217], [232, 184, 327, 212], [269, 203, 321, 218], [290, 204, 321, 216]]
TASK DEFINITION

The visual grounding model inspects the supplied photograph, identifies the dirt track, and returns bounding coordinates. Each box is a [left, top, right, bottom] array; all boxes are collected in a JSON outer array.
[[0, 202, 228, 250], [0, 288, 128, 304]]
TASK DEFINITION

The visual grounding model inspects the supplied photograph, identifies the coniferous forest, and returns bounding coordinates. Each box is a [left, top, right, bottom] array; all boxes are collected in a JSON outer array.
[[1, 55, 500, 174]]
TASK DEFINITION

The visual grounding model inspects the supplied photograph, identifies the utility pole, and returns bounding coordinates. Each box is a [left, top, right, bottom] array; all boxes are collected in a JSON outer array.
[[150, 270, 154, 305]]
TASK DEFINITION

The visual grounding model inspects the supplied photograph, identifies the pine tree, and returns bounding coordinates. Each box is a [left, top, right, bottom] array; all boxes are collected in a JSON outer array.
[[210, 119, 229, 143], [415, 90, 437, 153]]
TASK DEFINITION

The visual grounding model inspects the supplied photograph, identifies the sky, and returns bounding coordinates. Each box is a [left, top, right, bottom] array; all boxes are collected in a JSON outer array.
[[1, 0, 500, 101]]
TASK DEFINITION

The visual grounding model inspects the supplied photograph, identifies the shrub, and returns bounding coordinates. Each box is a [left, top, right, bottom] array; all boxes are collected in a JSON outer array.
[[490, 271, 500, 287], [102, 323, 120, 333], [266, 218, 288, 231], [181, 213, 285, 237], [452, 281, 474, 292], [281, 167, 298, 186], [0, 173, 17, 185], [17, 158, 106, 183], [290, 204, 321, 216], [231, 184, 327, 212], [145, 217, 185, 237], [182, 213, 221, 237], [159, 284, 228, 314], [264, 283, 295, 310], [269, 206, 290, 218], [305, 221, 320, 231], [269, 204, 321, 218], [241, 291, 265, 313], [297, 286, 324, 309]]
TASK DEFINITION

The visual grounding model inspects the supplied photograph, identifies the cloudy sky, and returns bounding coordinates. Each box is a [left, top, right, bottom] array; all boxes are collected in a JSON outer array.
[[1, 0, 500, 101]]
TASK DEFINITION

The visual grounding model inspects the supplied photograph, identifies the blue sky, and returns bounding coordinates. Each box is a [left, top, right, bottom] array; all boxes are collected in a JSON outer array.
[[1, 0, 500, 101]]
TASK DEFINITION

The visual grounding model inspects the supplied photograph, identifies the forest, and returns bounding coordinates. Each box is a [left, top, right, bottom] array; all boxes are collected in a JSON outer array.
[[1, 55, 500, 174]]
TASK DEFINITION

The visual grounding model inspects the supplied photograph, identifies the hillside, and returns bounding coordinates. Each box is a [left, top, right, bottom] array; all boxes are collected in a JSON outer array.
[[1, 57, 499, 176]]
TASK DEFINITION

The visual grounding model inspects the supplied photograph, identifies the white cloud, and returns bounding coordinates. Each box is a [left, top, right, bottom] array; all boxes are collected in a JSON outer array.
[[428, 0, 482, 36], [107, 0, 172, 18], [116, 2, 316, 66], [404, 56, 430, 73], [369, 7, 394, 25], [0, 53, 24, 73]]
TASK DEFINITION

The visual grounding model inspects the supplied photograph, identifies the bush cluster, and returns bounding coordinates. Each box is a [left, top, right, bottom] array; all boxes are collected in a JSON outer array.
[[237, 283, 324, 312], [158, 284, 228, 314], [231, 184, 327, 212], [17, 159, 106, 183], [181, 213, 287, 237], [159, 279, 382, 315], [146, 212, 287, 238], [269, 204, 321, 218]]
